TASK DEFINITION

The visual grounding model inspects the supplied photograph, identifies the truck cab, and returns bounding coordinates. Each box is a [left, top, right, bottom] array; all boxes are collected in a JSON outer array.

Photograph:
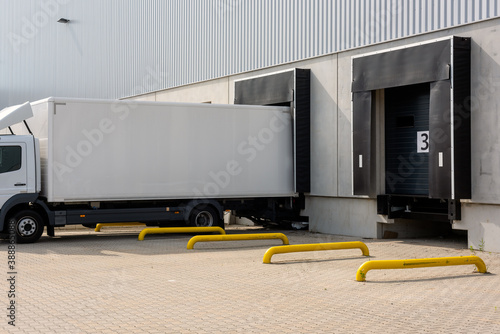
[[0, 135, 39, 207], [0, 102, 45, 243]]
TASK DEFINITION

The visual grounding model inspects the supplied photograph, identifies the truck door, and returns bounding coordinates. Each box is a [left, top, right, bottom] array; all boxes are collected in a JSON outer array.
[[0, 143, 28, 209]]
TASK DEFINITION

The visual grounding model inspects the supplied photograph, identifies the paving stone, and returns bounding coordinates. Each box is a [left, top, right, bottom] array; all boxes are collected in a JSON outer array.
[[0, 226, 499, 333]]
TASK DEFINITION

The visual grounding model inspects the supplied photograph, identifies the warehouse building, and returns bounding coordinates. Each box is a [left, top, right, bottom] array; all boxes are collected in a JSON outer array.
[[1, 1, 500, 251]]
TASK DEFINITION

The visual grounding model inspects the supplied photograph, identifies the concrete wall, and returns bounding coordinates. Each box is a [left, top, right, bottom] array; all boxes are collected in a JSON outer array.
[[454, 202, 500, 250], [126, 18, 500, 252], [127, 77, 230, 104], [305, 197, 379, 237]]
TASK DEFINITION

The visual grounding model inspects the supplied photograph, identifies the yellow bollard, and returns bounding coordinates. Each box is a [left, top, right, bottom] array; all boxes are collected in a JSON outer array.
[[262, 241, 370, 263], [95, 222, 145, 232], [138, 226, 225, 241], [356, 255, 487, 282], [187, 233, 289, 249]]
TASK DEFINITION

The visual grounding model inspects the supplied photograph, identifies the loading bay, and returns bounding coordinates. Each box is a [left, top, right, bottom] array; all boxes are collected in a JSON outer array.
[[1, 225, 499, 333]]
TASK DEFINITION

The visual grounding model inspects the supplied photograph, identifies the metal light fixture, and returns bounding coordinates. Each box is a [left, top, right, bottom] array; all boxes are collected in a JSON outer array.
[[57, 18, 70, 24]]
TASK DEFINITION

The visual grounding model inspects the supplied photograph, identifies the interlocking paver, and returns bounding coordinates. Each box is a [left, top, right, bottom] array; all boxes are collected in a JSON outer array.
[[1, 225, 499, 333]]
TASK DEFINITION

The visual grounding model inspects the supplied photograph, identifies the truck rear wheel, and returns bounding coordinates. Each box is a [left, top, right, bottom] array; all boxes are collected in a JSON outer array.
[[9, 210, 45, 243], [189, 206, 223, 228]]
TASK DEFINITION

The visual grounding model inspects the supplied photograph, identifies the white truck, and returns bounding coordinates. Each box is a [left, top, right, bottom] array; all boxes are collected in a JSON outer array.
[[0, 97, 307, 243]]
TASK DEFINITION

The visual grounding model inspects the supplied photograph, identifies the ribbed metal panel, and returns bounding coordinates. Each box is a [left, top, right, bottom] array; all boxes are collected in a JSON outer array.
[[0, 0, 498, 107]]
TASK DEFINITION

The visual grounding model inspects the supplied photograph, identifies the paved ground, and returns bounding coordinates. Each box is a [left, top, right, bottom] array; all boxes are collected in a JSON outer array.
[[1, 225, 499, 333]]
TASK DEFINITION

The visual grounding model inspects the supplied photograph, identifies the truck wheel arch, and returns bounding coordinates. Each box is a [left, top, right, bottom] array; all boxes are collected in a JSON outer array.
[[0, 193, 40, 232], [183, 200, 224, 227]]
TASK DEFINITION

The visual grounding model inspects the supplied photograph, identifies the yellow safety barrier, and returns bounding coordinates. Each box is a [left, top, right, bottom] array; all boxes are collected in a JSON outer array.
[[262, 241, 370, 264], [187, 233, 289, 249], [356, 255, 487, 282], [95, 222, 146, 232], [138, 226, 226, 241]]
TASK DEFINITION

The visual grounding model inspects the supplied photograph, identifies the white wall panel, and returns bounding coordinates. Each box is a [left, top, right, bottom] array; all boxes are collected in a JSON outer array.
[[1, 0, 498, 108]]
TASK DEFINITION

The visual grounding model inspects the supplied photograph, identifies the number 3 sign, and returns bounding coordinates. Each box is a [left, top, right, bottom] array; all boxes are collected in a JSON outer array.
[[417, 131, 429, 153]]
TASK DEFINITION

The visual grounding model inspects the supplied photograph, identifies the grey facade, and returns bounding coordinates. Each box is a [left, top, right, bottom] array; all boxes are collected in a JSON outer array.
[[1, 1, 500, 251], [1, 0, 499, 107]]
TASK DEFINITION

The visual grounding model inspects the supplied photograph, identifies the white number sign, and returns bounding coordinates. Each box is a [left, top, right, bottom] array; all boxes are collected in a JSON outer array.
[[417, 131, 429, 153]]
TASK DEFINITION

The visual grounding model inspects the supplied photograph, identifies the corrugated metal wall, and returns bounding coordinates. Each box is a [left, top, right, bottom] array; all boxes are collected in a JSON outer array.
[[0, 0, 498, 107]]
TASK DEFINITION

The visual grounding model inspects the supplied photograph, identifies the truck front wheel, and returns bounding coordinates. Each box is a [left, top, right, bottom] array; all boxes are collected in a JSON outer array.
[[189, 206, 223, 228], [9, 210, 45, 243]]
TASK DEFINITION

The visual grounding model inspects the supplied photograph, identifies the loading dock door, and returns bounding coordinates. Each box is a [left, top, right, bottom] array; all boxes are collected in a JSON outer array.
[[352, 36, 471, 200], [234, 69, 311, 193], [385, 83, 430, 196]]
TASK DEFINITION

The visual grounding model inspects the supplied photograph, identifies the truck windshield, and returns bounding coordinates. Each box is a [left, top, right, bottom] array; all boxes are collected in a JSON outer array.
[[0, 146, 22, 173]]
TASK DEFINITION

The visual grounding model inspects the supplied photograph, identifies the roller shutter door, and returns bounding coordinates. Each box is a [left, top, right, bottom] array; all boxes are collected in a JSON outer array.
[[385, 83, 430, 196]]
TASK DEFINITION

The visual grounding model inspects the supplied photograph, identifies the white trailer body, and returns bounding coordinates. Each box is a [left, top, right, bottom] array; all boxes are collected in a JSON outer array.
[[0, 97, 307, 243], [16, 98, 294, 202]]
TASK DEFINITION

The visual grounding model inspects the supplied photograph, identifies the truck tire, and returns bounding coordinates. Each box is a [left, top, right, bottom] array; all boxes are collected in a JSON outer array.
[[9, 210, 45, 243], [189, 206, 223, 228]]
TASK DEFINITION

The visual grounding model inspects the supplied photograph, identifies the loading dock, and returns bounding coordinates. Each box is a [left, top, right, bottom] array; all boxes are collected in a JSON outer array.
[[352, 36, 471, 222]]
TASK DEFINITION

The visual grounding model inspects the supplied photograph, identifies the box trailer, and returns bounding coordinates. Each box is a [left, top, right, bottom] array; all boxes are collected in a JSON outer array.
[[0, 97, 308, 243]]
